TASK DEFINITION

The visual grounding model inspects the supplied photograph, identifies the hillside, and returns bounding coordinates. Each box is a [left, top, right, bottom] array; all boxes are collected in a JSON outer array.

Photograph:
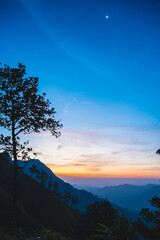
[[17, 158, 140, 221], [0, 153, 145, 239], [18, 158, 101, 212], [0, 153, 80, 232]]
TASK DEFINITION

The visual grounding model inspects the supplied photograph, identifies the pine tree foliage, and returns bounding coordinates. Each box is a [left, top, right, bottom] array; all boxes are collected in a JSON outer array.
[[0, 63, 62, 222], [0, 63, 62, 159]]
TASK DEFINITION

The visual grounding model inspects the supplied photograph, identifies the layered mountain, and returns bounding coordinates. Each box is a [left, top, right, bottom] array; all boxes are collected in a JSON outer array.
[[18, 158, 101, 212], [81, 184, 160, 211], [0, 152, 139, 224], [18, 158, 139, 221]]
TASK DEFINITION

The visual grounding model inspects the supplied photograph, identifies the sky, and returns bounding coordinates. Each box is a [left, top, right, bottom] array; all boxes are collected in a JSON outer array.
[[1, 0, 160, 186]]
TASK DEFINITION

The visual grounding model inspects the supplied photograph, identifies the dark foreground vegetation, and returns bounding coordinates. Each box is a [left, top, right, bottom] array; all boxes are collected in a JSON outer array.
[[0, 153, 140, 240], [1, 152, 160, 239]]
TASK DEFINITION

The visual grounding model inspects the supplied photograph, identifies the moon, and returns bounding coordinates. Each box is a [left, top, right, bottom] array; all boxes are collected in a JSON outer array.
[[105, 16, 109, 19]]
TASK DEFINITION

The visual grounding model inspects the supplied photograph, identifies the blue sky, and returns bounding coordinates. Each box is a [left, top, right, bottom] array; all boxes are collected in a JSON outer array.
[[1, 0, 160, 186]]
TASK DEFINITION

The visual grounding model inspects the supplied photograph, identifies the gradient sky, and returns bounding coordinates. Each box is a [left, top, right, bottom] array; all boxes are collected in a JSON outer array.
[[1, 0, 160, 186]]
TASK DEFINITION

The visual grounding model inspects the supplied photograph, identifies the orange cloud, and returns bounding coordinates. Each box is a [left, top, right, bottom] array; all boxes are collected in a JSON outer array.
[[46, 162, 160, 178]]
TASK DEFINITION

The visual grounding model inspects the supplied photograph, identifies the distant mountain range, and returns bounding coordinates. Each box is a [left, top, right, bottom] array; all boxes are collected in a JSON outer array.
[[77, 183, 160, 211], [0, 153, 141, 240], [0, 152, 150, 224], [17, 158, 140, 221], [5, 151, 157, 216], [3, 151, 149, 220]]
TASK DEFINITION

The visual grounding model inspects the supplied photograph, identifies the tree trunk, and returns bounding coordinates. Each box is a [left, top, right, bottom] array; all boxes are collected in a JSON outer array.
[[11, 118, 18, 226]]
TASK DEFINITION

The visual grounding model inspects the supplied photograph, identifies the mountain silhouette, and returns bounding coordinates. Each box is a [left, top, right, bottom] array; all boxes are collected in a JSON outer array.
[[18, 158, 101, 212], [82, 183, 160, 211], [0, 153, 80, 231]]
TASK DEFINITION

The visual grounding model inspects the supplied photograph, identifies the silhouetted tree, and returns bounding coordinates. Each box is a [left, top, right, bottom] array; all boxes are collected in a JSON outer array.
[[29, 163, 40, 178], [82, 202, 138, 240], [134, 150, 160, 239], [156, 149, 160, 155], [0, 151, 11, 163], [53, 181, 59, 194], [71, 196, 78, 205], [0, 63, 62, 224], [63, 191, 72, 203], [37, 170, 48, 186], [134, 196, 160, 239], [88, 215, 138, 240], [48, 177, 53, 190], [77, 201, 118, 239]]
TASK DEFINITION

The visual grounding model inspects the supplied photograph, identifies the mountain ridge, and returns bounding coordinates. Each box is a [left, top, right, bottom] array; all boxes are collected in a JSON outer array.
[[17, 158, 101, 212], [17, 158, 140, 221], [79, 183, 160, 211]]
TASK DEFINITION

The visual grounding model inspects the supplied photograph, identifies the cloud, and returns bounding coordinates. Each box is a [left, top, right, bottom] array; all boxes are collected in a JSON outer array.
[[36, 152, 54, 159], [46, 154, 114, 170], [111, 149, 156, 156], [112, 150, 130, 155], [62, 130, 94, 138], [87, 167, 102, 172], [29, 128, 151, 149], [59, 129, 150, 148], [109, 137, 149, 146], [80, 153, 106, 160], [57, 145, 63, 150]]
